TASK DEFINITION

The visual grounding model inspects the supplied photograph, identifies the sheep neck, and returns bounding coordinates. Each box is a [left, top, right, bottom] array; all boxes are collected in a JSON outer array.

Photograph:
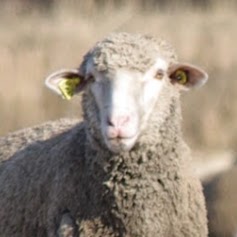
[[82, 96, 187, 235]]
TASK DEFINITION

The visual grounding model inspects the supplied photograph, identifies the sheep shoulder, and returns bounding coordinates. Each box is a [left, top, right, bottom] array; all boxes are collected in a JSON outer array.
[[0, 122, 85, 237], [0, 118, 79, 162]]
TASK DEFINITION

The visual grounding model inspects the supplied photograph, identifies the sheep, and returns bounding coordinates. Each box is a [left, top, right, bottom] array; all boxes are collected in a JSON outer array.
[[0, 118, 78, 162], [0, 32, 208, 237], [203, 164, 237, 237]]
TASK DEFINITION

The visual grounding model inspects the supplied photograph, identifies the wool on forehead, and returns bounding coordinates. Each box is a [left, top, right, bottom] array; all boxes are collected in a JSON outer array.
[[83, 32, 178, 73]]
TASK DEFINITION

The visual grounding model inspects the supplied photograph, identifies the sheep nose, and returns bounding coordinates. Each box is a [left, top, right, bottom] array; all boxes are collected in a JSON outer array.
[[107, 115, 130, 128]]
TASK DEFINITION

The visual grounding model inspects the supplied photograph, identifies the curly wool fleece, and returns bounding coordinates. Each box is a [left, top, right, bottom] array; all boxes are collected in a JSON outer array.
[[80, 32, 177, 74]]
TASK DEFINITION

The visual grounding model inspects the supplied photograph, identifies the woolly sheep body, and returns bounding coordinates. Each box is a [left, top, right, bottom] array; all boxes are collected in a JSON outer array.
[[204, 165, 237, 237], [0, 118, 79, 162], [0, 32, 208, 237]]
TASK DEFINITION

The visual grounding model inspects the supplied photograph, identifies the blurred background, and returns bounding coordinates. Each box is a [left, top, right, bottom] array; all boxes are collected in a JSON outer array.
[[0, 0, 236, 155]]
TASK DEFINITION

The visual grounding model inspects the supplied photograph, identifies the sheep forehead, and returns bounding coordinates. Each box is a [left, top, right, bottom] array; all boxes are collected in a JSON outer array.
[[86, 32, 177, 73], [87, 56, 168, 84]]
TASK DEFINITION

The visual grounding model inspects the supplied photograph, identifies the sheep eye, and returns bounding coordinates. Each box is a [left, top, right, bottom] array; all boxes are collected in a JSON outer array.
[[173, 70, 188, 84], [155, 69, 164, 80]]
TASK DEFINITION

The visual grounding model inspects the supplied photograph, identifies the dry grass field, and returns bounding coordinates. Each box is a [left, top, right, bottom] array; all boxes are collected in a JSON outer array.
[[0, 0, 236, 153]]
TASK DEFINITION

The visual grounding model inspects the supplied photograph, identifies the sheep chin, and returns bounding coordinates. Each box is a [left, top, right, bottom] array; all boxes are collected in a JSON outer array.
[[104, 135, 138, 154]]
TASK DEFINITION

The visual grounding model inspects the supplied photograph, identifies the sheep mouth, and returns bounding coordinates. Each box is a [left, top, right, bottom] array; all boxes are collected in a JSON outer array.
[[105, 135, 138, 153]]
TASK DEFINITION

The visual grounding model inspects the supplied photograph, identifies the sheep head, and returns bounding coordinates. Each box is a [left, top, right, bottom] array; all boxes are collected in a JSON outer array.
[[45, 33, 208, 153]]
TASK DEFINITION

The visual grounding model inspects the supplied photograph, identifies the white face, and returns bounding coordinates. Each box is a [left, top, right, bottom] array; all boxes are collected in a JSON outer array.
[[88, 58, 168, 153]]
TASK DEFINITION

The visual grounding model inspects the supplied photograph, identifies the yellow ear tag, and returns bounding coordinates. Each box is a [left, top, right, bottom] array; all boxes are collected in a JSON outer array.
[[175, 70, 188, 85], [58, 78, 81, 100]]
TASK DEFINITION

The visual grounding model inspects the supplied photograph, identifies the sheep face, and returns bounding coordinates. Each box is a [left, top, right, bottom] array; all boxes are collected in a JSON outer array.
[[84, 58, 169, 153], [45, 33, 208, 153]]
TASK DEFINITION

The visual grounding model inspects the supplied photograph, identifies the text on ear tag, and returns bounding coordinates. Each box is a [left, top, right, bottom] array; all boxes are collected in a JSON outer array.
[[58, 78, 81, 100]]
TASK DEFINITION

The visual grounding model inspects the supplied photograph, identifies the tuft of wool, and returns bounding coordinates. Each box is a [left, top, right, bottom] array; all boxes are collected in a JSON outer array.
[[80, 32, 177, 74]]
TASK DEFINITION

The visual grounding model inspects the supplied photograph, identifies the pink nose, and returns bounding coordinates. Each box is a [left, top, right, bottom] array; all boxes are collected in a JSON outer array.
[[107, 115, 130, 128], [106, 114, 132, 139]]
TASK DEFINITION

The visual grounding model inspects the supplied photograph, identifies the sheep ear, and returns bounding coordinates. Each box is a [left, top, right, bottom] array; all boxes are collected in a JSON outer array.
[[45, 69, 85, 100], [168, 63, 208, 91]]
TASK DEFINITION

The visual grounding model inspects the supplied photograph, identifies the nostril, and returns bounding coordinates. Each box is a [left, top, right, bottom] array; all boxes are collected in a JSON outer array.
[[107, 115, 131, 127], [107, 117, 115, 126]]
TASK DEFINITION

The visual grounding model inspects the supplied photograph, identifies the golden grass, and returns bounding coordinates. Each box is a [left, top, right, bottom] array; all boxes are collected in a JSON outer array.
[[0, 1, 236, 151]]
